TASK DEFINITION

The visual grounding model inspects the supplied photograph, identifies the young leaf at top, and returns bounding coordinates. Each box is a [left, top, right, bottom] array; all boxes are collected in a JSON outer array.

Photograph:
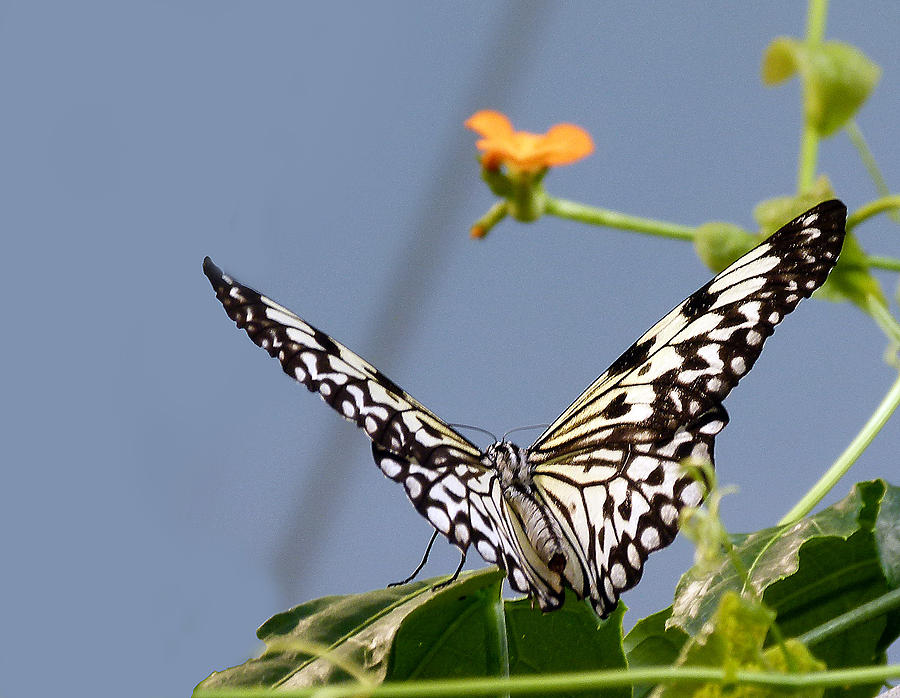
[[762, 37, 881, 137]]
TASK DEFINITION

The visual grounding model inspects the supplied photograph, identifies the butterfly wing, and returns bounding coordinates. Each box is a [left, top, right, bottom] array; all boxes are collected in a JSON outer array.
[[204, 257, 482, 470], [204, 258, 563, 604], [528, 199, 847, 616]]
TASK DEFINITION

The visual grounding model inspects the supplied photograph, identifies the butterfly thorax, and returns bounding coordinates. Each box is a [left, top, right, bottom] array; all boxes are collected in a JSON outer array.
[[485, 441, 567, 575]]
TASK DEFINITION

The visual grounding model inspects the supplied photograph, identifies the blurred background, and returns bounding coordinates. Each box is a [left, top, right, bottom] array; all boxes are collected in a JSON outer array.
[[2, 2, 898, 695]]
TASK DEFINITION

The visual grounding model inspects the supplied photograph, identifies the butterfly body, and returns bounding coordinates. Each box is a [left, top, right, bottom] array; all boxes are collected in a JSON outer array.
[[204, 199, 846, 618]]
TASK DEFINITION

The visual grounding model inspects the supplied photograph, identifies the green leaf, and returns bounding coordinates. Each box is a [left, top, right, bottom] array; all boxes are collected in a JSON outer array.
[[499, 593, 628, 698], [385, 570, 509, 681], [753, 180, 836, 234], [670, 481, 900, 696], [653, 593, 825, 698], [195, 569, 628, 694], [692, 222, 756, 273], [195, 571, 503, 691], [625, 606, 689, 698], [875, 484, 900, 586], [762, 38, 881, 137], [764, 530, 890, 698]]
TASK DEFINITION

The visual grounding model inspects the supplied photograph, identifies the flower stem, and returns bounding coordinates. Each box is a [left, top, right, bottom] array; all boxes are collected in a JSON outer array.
[[544, 197, 695, 241], [867, 256, 900, 273], [796, 0, 828, 193], [542, 194, 900, 276], [867, 295, 900, 344], [847, 194, 900, 232], [779, 368, 900, 525], [471, 201, 508, 238], [194, 664, 900, 697], [845, 121, 900, 224], [800, 587, 900, 647]]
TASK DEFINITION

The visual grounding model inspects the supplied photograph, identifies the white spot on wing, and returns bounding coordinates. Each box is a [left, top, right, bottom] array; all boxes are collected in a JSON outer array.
[[427, 506, 451, 533], [610, 563, 627, 589], [627, 543, 642, 569], [405, 477, 422, 499], [454, 523, 470, 546], [512, 568, 528, 591], [641, 526, 661, 551], [661, 504, 678, 526], [379, 458, 402, 478], [477, 540, 497, 562], [708, 255, 779, 294]]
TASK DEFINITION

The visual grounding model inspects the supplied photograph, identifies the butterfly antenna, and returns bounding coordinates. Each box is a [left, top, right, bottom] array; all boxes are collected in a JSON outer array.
[[450, 423, 498, 442], [502, 423, 550, 442]]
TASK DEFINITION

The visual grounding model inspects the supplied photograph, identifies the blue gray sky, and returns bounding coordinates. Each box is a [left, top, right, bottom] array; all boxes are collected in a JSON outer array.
[[2, 3, 898, 695]]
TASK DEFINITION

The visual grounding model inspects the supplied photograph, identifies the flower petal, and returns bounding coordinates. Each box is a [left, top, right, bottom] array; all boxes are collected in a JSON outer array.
[[466, 110, 594, 172], [465, 109, 514, 139], [540, 124, 594, 165]]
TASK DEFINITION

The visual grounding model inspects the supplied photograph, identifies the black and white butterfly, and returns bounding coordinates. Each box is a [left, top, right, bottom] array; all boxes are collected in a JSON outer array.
[[204, 199, 846, 618]]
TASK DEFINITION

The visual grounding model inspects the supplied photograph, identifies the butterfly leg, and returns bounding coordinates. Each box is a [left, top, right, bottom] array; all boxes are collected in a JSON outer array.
[[388, 529, 439, 587], [432, 549, 466, 590]]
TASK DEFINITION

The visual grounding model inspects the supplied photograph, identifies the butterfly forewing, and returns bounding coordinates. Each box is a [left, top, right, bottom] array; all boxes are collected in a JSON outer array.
[[529, 199, 846, 461], [525, 199, 846, 615], [203, 257, 482, 471]]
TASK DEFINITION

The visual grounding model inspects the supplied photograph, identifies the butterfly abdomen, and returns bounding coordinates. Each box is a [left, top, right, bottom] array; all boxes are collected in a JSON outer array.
[[487, 442, 569, 586]]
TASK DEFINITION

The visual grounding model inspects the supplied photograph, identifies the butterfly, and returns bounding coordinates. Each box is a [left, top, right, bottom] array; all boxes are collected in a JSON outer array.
[[203, 199, 846, 618]]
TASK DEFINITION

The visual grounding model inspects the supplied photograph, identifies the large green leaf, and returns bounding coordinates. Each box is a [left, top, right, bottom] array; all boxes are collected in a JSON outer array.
[[195, 572, 499, 690], [670, 480, 900, 696], [196, 569, 628, 694], [499, 592, 627, 697]]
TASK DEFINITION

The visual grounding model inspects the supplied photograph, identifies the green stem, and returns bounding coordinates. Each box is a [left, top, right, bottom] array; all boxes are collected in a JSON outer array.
[[805, 0, 829, 43], [845, 121, 900, 223], [847, 194, 900, 232], [796, 0, 828, 192], [471, 200, 508, 238], [195, 664, 900, 697], [800, 587, 900, 647], [541, 194, 900, 275], [483, 593, 510, 694], [868, 255, 900, 273], [797, 128, 820, 194], [779, 369, 900, 525], [867, 295, 900, 344], [544, 197, 695, 241]]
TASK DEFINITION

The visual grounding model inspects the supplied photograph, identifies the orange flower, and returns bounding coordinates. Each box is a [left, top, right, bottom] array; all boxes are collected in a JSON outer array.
[[465, 110, 594, 172]]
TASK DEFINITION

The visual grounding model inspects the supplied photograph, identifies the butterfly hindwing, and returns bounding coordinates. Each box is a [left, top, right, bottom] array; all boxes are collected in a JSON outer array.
[[534, 404, 726, 616]]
